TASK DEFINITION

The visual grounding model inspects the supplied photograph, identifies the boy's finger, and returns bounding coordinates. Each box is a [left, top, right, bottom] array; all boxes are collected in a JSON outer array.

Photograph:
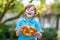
[[33, 32, 37, 36]]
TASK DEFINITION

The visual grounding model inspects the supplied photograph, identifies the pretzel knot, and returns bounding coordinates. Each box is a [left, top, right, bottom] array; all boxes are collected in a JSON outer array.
[[22, 25, 37, 37]]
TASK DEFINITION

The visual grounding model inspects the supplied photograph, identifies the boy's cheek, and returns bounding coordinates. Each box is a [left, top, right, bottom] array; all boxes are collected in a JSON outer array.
[[25, 10, 29, 13]]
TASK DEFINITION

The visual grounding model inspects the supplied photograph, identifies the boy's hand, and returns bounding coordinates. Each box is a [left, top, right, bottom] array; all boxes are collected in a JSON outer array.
[[33, 31, 42, 38], [16, 27, 24, 36], [18, 27, 24, 32]]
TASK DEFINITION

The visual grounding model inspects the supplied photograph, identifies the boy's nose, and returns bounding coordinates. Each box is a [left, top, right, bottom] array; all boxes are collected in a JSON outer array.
[[29, 10, 31, 12]]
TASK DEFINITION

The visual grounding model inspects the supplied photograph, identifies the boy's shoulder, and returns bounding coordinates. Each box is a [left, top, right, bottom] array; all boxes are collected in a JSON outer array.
[[17, 17, 39, 23], [17, 17, 24, 23], [33, 18, 39, 23]]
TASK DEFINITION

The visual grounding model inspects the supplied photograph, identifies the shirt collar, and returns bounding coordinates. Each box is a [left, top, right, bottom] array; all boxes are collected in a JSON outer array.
[[23, 17, 34, 23]]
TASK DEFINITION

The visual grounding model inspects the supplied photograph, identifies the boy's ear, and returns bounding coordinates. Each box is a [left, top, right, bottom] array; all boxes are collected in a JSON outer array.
[[24, 11, 26, 14], [34, 14, 36, 16], [24, 13, 26, 15], [34, 12, 38, 16]]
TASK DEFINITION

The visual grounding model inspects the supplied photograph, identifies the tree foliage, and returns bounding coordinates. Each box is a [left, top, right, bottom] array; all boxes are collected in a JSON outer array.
[[0, 0, 24, 24]]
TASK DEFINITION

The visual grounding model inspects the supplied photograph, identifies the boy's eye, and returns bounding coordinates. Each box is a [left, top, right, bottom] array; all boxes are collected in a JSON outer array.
[[31, 10, 34, 11], [27, 8, 29, 10]]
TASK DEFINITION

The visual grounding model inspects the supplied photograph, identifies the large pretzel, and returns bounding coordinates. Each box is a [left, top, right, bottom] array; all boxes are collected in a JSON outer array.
[[22, 26, 37, 37]]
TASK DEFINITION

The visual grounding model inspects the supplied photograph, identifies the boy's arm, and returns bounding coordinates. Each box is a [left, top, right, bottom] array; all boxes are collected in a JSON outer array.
[[16, 27, 24, 36], [33, 31, 42, 38], [16, 29, 21, 36], [35, 21, 43, 38], [15, 19, 23, 36], [35, 32, 42, 39]]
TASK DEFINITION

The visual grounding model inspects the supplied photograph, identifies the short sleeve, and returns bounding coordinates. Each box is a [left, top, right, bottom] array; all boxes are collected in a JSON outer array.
[[35, 21, 43, 32], [15, 19, 22, 31]]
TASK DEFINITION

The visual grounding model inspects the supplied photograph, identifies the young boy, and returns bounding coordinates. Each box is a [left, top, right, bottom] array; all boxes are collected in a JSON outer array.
[[15, 4, 42, 40]]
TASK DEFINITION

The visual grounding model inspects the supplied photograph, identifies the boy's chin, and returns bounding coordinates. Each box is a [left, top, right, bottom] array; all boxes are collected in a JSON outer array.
[[27, 17, 33, 18], [27, 15, 33, 17], [27, 16, 33, 18]]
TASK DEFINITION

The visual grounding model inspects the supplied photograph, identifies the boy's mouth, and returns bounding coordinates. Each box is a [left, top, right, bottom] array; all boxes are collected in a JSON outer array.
[[28, 13, 32, 15]]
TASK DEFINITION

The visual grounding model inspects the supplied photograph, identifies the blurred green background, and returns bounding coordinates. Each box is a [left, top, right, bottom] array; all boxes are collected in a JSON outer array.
[[0, 0, 60, 40]]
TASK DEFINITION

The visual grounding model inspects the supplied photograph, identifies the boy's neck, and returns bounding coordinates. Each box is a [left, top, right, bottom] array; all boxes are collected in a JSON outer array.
[[26, 17, 32, 20]]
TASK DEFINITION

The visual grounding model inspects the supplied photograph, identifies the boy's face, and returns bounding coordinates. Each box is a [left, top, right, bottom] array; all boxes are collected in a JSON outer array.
[[25, 6, 35, 18]]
